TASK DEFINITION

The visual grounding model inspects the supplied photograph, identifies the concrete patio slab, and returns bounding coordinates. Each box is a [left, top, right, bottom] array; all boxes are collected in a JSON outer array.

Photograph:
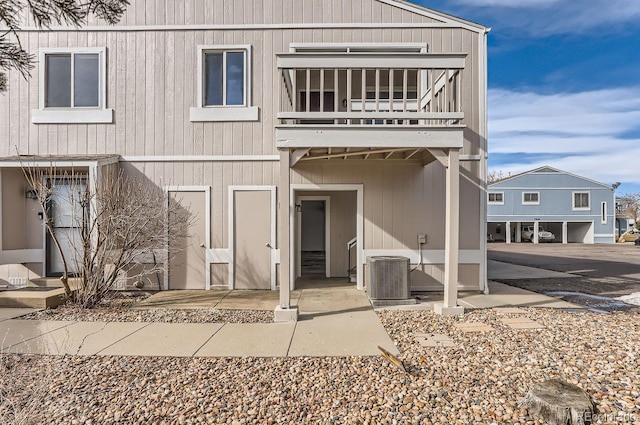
[[136, 290, 231, 309], [0, 319, 75, 349], [0, 287, 67, 308], [0, 308, 39, 321], [458, 281, 581, 309], [297, 285, 371, 314], [196, 323, 296, 357], [6, 321, 149, 355], [488, 260, 576, 280], [288, 310, 399, 357], [98, 322, 224, 357], [217, 290, 302, 311]]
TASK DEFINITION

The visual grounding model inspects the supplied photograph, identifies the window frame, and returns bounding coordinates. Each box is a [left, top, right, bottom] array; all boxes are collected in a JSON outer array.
[[190, 44, 259, 122], [488, 192, 504, 205], [601, 201, 607, 224], [522, 192, 540, 205], [32, 47, 113, 124], [573, 191, 590, 210]]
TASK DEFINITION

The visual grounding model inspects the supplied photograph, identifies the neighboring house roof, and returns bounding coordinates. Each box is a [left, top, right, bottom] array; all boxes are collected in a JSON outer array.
[[488, 165, 614, 190], [377, 0, 490, 33]]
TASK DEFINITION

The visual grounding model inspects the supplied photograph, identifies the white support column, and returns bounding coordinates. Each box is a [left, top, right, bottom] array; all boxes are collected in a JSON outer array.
[[516, 223, 521, 243], [435, 148, 464, 316], [506, 221, 511, 244], [562, 222, 568, 244], [275, 150, 298, 322], [533, 221, 539, 244]]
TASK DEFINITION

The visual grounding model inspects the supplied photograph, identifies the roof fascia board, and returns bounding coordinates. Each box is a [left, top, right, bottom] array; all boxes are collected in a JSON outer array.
[[8, 22, 484, 32], [489, 166, 613, 189]]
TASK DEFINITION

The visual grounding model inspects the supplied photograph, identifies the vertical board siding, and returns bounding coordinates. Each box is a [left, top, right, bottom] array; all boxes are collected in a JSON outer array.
[[0, 0, 486, 288]]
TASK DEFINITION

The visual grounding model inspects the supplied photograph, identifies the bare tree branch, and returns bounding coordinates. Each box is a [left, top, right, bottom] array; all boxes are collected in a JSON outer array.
[[0, 0, 130, 92]]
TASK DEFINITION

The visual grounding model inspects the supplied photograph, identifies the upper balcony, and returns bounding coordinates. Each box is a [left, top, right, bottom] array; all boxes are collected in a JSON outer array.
[[275, 50, 467, 158]]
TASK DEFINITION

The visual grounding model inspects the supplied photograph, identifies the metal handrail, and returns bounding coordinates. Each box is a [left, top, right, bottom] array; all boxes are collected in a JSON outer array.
[[347, 237, 357, 277]]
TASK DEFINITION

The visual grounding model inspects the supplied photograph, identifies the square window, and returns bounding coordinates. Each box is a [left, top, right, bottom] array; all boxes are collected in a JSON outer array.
[[574, 192, 590, 209], [203, 50, 246, 107], [33, 47, 112, 124], [191, 45, 258, 122], [45, 52, 100, 108], [522, 192, 539, 204], [488, 192, 503, 204]]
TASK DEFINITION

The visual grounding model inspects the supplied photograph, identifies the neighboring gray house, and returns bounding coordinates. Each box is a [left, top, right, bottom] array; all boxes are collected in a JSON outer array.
[[487, 167, 616, 244]]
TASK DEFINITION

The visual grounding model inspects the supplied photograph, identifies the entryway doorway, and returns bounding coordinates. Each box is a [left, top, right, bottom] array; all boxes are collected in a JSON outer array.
[[46, 177, 86, 276], [299, 198, 329, 277], [293, 189, 360, 288]]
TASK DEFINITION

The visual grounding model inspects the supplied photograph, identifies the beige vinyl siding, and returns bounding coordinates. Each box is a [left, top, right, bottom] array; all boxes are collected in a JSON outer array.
[[292, 161, 480, 252], [121, 161, 278, 250], [2, 0, 486, 289], [1, 169, 43, 250], [1, 27, 480, 162], [91, 0, 441, 27]]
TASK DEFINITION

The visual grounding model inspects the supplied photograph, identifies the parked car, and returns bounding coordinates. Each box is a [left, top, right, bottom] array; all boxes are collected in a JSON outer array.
[[622, 229, 640, 242], [521, 226, 555, 242]]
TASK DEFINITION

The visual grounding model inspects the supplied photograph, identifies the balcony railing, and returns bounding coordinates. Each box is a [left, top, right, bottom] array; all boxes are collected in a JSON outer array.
[[277, 52, 466, 127]]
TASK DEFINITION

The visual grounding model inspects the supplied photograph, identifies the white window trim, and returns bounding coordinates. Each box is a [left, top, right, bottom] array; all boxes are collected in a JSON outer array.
[[573, 191, 590, 210], [190, 44, 259, 122], [488, 192, 504, 205], [32, 47, 113, 124], [601, 201, 607, 224], [522, 191, 540, 205]]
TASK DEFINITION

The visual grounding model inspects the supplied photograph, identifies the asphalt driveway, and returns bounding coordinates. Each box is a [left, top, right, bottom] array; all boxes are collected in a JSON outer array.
[[487, 242, 640, 304]]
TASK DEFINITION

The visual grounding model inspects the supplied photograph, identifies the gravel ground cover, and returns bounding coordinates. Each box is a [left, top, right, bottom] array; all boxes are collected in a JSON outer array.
[[22, 297, 273, 324], [2, 308, 638, 424]]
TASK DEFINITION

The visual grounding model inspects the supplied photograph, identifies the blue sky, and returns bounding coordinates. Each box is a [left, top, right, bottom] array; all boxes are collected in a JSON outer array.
[[415, 0, 640, 195]]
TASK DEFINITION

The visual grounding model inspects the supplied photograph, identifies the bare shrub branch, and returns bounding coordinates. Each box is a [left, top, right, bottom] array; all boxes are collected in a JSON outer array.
[[21, 161, 194, 308]]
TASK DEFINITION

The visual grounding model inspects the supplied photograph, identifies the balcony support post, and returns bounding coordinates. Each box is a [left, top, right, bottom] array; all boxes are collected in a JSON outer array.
[[435, 147, 464, 316], [275, 149, 298, 322]]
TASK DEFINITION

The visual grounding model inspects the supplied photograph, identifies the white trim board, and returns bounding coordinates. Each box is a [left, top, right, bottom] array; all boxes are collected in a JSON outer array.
[[11, 23, 486, 32], [121, 155, 279, 162], [228, 185, 277, 291], [296, 196, 331, 279], [164, 186, 211, 290], [291, 184, 364, 290]]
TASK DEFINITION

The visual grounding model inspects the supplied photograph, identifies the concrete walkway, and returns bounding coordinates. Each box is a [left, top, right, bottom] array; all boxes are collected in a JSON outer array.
[[0, 266, 581, 358], [0, 280, 399, 358]]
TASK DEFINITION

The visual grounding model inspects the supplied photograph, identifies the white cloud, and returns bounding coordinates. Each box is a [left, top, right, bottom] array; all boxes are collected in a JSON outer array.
[[488, 87, 640, 193]]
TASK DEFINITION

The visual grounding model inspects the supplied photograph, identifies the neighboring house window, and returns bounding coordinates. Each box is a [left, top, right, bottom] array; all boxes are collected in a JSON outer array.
[[573, 192, 590, 210], [488, 192, 504, 204], [522, 192, 540, 205], [32, 47, 113, 124], [190, 45, 259, 122], [601, 202, 607, 223]]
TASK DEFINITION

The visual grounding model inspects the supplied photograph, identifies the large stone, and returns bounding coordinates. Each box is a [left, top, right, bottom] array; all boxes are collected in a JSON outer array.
[[520, 379, 595, 425]]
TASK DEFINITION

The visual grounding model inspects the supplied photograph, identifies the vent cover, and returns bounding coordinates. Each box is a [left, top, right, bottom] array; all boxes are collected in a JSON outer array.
[[8, 277, 28, 288], [367, 256, 410, 300]]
